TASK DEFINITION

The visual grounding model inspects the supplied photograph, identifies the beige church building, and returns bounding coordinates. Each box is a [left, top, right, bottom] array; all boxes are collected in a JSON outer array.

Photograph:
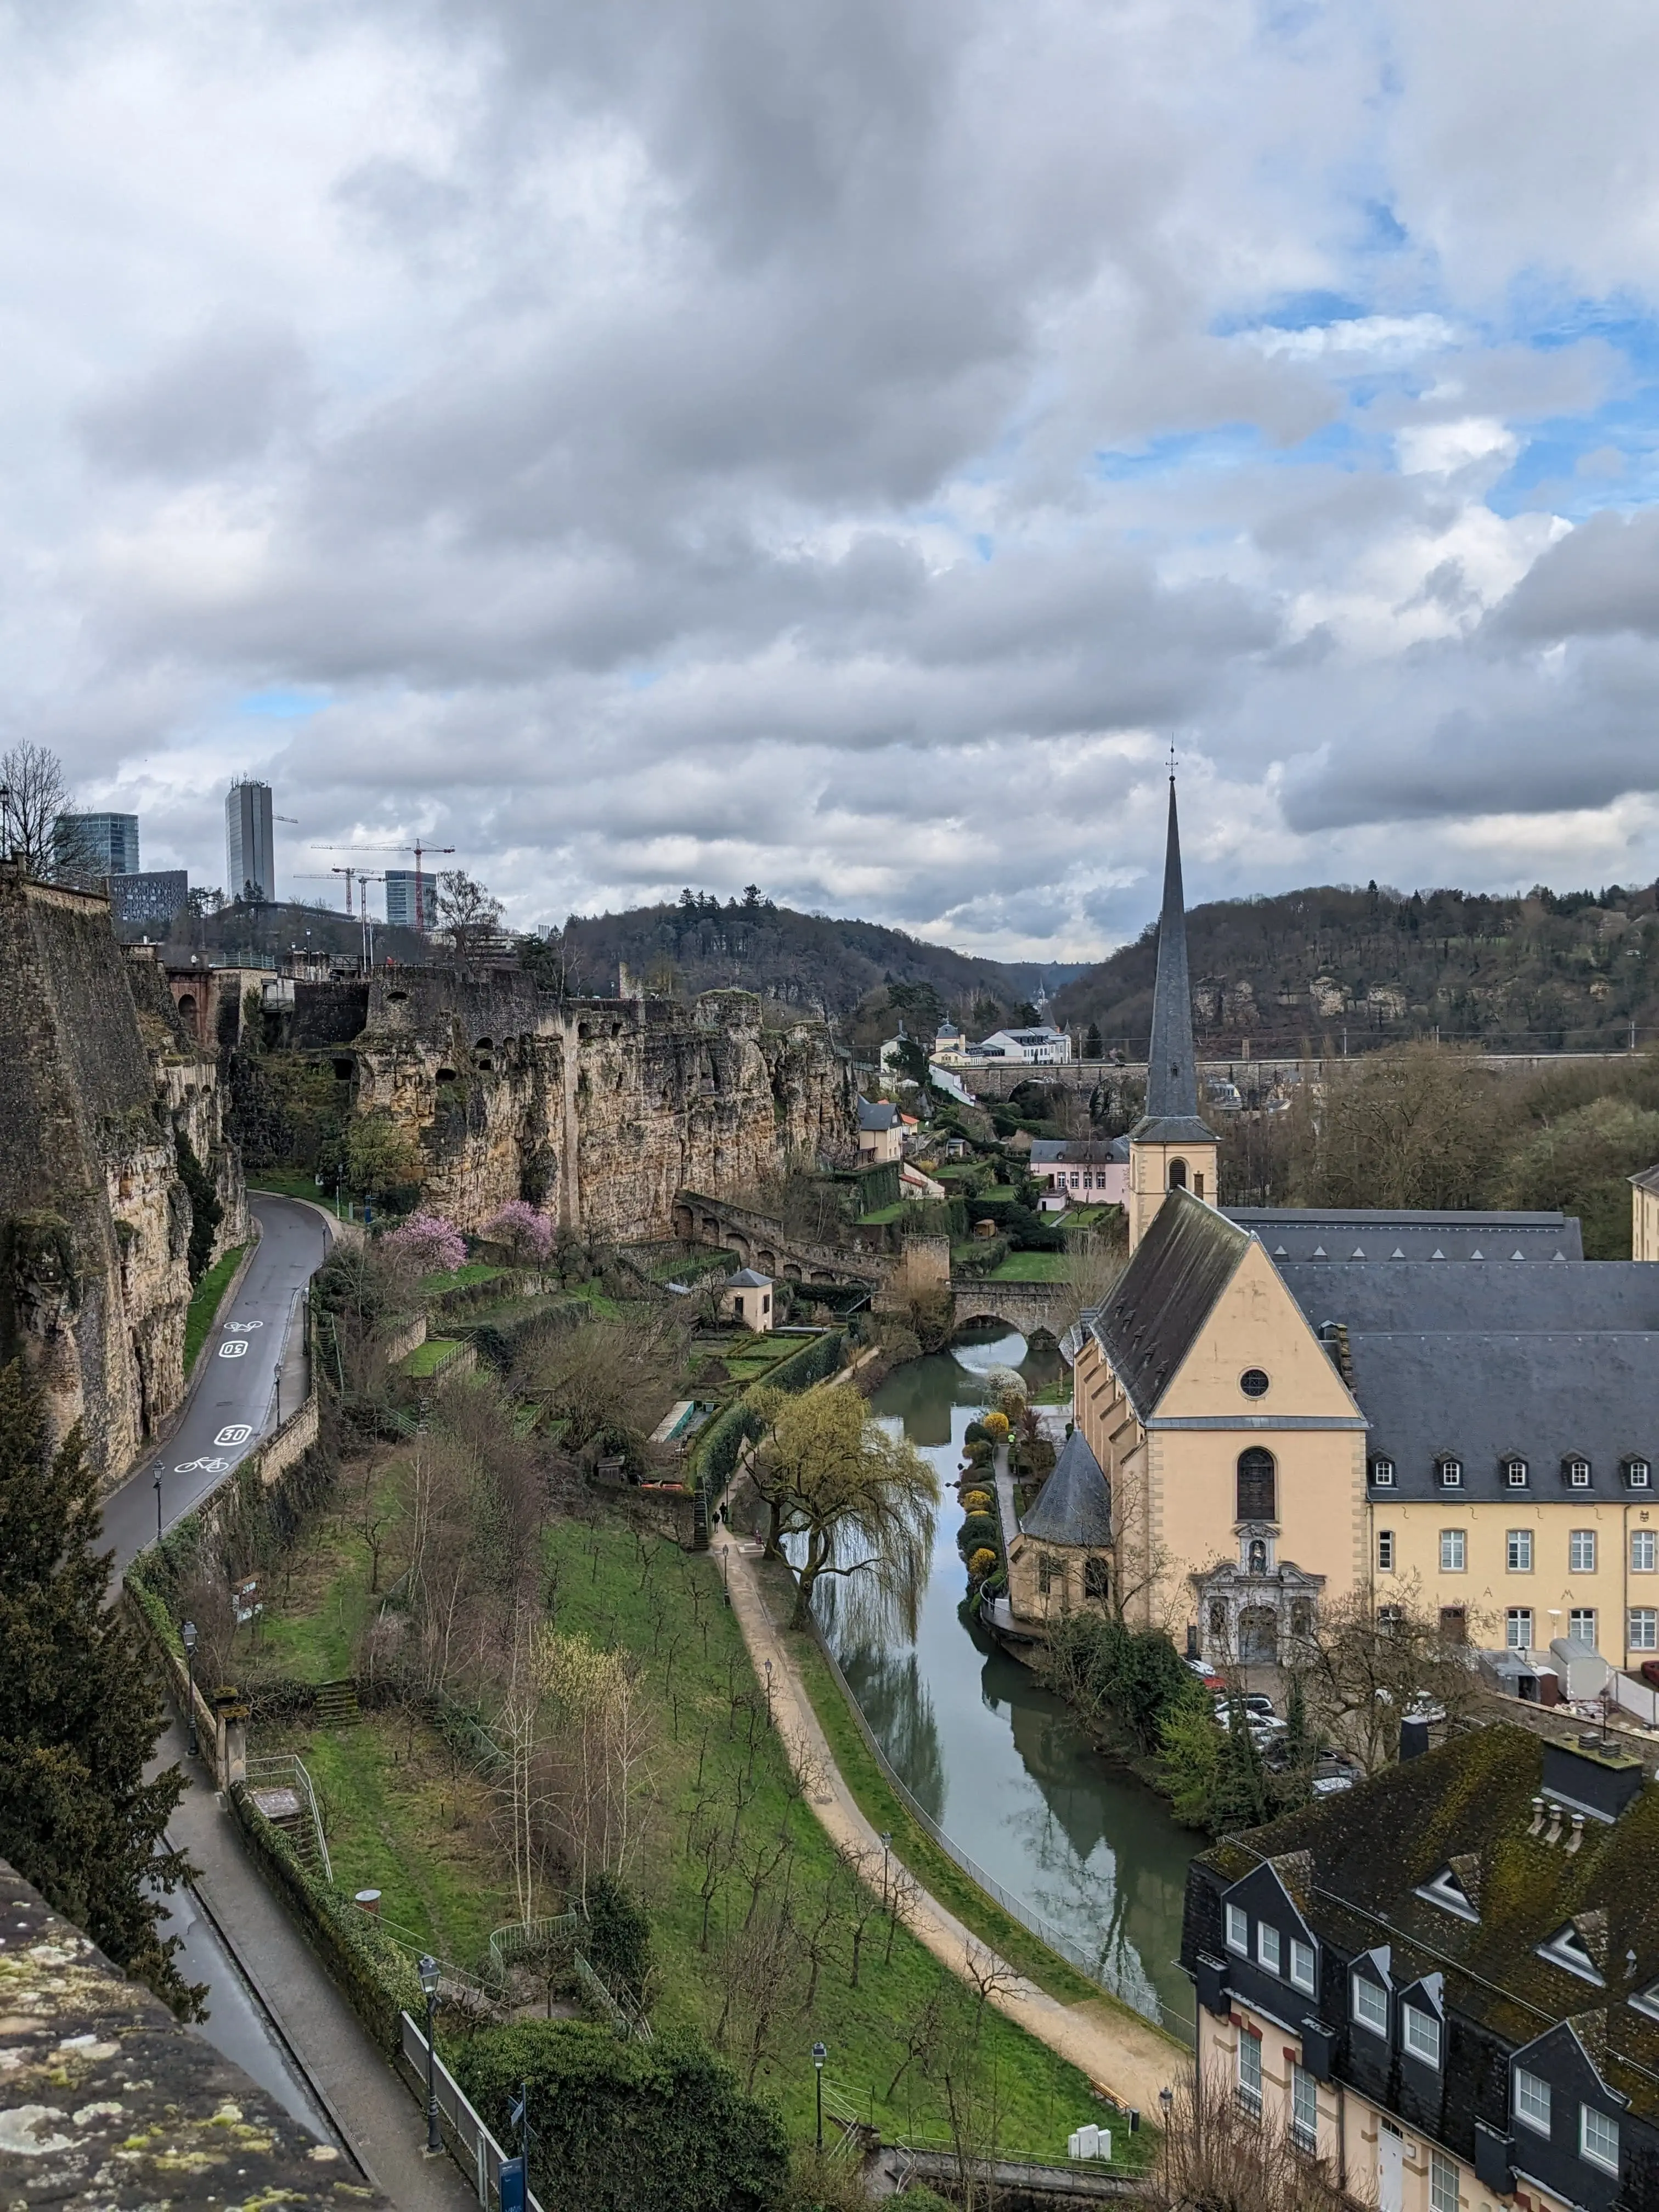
[[1014, 781, 1659, 1677]]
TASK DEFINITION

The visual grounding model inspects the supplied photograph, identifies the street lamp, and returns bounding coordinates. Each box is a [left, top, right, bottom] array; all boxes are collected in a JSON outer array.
[[274, 1359, 283, 1426], [764, 1657, 774, 1730], [182, 1621, 199, 1758], [879, 1829, 891, 1915], [812, 2040, 827, 2151], [1160, 2085, 1173, 2126], [417, 1954, 442, 2153], [153, 1469, 163, 1544]]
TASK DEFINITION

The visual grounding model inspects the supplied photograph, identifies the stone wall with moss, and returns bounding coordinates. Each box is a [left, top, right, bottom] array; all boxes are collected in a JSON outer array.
[[0, 868, 245, 1485]]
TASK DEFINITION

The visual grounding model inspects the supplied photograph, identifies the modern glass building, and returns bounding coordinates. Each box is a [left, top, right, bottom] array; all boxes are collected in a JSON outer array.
[[384, 867, 436, 930], [53, 811, 139, 881], [225, 778, 275, 902]]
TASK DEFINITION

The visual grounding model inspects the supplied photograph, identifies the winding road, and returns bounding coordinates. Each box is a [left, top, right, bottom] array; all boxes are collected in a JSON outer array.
[[101, 1193, 473, 2209]]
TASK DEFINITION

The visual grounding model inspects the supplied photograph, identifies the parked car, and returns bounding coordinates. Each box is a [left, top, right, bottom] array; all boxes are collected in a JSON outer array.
[[1183, 1656, 1226, 1690], [1213, 1692, 1277, 1721]]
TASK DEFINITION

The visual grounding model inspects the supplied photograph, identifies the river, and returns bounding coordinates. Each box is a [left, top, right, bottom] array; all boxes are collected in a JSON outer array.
[[824, 1328, 1197, 2041]]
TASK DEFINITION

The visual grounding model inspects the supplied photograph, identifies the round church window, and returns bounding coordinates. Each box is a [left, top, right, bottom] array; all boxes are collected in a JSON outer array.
[[1240, 1368, 1270, 1399]]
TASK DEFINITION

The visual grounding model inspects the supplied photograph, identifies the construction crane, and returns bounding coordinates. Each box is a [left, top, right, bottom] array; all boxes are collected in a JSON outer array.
[[309, 839, 455, 935], [290, 870, 385, 973]]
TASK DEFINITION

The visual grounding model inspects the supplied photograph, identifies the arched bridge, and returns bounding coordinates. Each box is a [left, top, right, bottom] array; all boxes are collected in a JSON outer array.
[[673, 1192, 884, 1287], [950, 1278, 1068, 1343]]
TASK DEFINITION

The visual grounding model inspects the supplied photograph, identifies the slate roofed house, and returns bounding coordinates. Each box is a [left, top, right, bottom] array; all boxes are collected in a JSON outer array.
[[857, 1094, 903, 1165], [1029, 1135, 1129, 1209], [722, 1267, 774, 1333], [975, 1024, 1073, 1064], [1181, 1725, 1659, 2212]]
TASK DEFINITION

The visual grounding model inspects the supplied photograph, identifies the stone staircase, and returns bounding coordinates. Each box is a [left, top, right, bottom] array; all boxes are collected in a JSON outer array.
[[314, 1678, 360, 1729]]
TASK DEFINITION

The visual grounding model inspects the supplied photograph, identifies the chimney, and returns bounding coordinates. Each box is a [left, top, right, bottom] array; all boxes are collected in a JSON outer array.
[[1400, 1717, 1431, 1762], [1543, 1737, 1646, 1824]]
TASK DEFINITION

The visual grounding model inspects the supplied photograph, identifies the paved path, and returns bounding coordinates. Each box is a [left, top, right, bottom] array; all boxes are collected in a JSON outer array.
[[105, 1194, 331, 1572], [712, 1530, 1188, 2117]]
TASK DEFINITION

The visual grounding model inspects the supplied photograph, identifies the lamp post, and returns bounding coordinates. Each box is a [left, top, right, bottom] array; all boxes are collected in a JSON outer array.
[[274, 1359, 283, 1427], [417, 1954, 442, 2152], [1160, 2085, 1173, 2127], [153, 1470, 163, 1544], [812, 2040, 826, 2151], [764, 1657, 774, 1730], [879, 1829, 891, 1911], [182, 1621, 199, 1757]]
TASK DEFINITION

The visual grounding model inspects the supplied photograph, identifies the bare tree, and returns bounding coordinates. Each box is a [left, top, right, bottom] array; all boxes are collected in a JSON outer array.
[[1296, 1578, 1485, 1776], [435, 868, 505, 958], [1145, 2068, 1367, 2212], [1, 741, 73, 878]]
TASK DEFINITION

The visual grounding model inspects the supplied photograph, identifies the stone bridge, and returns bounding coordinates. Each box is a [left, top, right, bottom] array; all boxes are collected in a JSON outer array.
[[950, 1277, 1068, 1343], [673, 1191, 884, 1287]]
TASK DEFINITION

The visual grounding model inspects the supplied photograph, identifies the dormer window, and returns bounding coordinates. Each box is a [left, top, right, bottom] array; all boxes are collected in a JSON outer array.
[[1352, 1973, 1388, 2036], [1624, 1457, 1651, 1490], [1437, 1456, 1463, 1489], [1537, 1923, 1606, 1985], [1564, 1456, 1593, 1489], [1581, 2104, 1620, 2175], [1257, 1923, 1282, 1974], [1402, 2002, 1442, 2068], [1503, 1457, 1528, 1488], [1629, 1980, 1659, 2023], [1514, 2068, 1551, 2136], [1370, 1457, 1395, 1488], [1417, 1867, 1479, 1923]]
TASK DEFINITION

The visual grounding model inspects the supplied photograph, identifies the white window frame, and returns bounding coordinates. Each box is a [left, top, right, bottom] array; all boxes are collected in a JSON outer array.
[[1377, 1530, 1395, 1571], [1627, 1457, 1651, 1489], [1257, 1922, 1282, 1974], [1567, 1458, 1592, 1488], [1579, 2102, 1619, 2174], [1289, 1938, 1316, 1995], [1371, 1457, 1395, 1487], [1504, 1457, 1528, 1488], [1290, 2062, 1318, 2154], [1429, 2148, 1459, 2212], [1570, 1606, 1597, 1644], [1513, 2068, 1551, 2138], [1440, 1528, 1466, 1572], [1507, 1528, 1532, 1572], [1225, 1902, 1249, 1955], [1630, 1607, 1658, 1651], [1352, 1974, 1387, 2037], [1438, 1458, 1463, 1488], [1570, 1528, 1596, 1574], [1237, 2029, 1262, 2119], [1506, 1607, 1533, 1649], [1402, 2002, 1442, 2068], [1633, 1529, 1656, 1574]]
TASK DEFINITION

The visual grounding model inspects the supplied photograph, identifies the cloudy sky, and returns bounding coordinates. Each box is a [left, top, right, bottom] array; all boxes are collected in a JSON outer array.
[[9, 0, 1659, 957]]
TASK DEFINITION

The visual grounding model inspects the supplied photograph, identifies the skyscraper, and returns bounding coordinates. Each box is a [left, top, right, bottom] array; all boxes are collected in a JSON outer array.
[[383, 868, 436, 931], [225, 778, 275, 903], [53, 811, 139, 882]]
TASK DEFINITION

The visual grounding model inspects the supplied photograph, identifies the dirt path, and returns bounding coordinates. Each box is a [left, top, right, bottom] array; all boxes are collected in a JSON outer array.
[[712, 1529, 1190, 2116]]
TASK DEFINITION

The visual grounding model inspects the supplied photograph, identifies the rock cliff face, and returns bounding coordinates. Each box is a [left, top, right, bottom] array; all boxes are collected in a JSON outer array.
[[290, 970, 856, 1237], [0, 868, 245, 1486]]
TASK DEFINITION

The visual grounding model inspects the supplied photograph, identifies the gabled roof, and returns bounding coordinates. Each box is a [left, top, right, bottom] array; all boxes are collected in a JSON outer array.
[[857, 1096, 899, 1131], [1089, 1188, 1251, 1419], [1029, 1137, 1128, 1165], [1019, 1428, 1113, 1547], [726, 1267, 771, 1288], [1280, 1259, 1657, 1335], [1633, 1162, 1659, 1195], [1231, 1206, 1582, 1262]]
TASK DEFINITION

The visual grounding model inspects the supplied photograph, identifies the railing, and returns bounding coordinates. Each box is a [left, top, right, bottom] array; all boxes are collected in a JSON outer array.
[[803, 1611, 1196, 2044], [244, 1752, 332, 1885], [401, 2010, 546, 2211], [487, 1911, 581, 1991]]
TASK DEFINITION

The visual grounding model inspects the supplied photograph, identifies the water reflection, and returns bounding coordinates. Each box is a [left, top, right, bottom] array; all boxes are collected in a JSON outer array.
[[825, 1331, 1198, 2039]]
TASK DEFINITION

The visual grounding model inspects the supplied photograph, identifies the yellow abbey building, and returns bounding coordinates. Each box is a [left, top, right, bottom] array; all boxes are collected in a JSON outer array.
[[1020, 782, 1659, 1678]]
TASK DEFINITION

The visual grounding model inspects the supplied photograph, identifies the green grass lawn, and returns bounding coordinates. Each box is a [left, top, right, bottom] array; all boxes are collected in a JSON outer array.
[[538, 1522, 1142, 2163], [420, 1261, 505, 1294], [183, 1243, 249, 1369], [988, 1250, 1069, 1281], [855, 1203, 905, 1226], [249, 1170, 332, 1204], [980, 1185, 1018, 1203], [239, 1463, 403, 1683], [401, 1336, 462, 1376]]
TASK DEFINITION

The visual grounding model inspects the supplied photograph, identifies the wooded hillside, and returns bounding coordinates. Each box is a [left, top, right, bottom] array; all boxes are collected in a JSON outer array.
[[1053, 880, 1659, 1056]]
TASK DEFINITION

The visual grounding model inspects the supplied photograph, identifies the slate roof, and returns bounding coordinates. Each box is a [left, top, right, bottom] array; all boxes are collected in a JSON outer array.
[[1632, 1163, 1659, 1195], [1028, 1137, 1130, 1165], [1346, 1329, 1659, 1498], [857, 1097, 899, 1131], [1186, 1726, 1659, 2126], [1282, 1259, 1659, 1338], [726, 1266, 772, 1288], [1141, 777, 1203, 1133], [1019, 1427, 1113, 1547], [1228, 1206, 1583, 1262], [1088, 1187, 1251, 1419]]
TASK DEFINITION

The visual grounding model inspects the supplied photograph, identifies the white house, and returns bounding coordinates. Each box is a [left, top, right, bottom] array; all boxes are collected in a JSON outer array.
[[857, 1096, 903, 1165], [1029, 1136, 1129, 1208], [975, 1025, 1072, 1065], [721, 1267, 774, 1333]]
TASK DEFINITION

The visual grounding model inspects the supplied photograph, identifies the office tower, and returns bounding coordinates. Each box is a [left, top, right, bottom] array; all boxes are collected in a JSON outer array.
[[225, 778, 275, 902], [108, 871, 189, 929], [53, 811, 140, 881], [384, 868, 436, 930]]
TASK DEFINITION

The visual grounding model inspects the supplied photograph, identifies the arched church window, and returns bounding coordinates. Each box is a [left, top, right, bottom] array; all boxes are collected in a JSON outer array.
[[1168, 1158, 1188, 1190], [1237, 1447, 1277, 1522], [1084, 1558, 1109, 1602], [1194, 1171, 1205, 1198]]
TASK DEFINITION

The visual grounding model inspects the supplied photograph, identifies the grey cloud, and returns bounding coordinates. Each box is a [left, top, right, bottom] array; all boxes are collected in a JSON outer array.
[[1485, 508, 1659, 643], [76, 318, 315, 481]]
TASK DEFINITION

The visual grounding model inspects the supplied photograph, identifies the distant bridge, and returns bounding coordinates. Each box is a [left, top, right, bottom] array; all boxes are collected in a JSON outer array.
[[950, 1277, 1068, 1342], [673, 1192, 884, 1287]]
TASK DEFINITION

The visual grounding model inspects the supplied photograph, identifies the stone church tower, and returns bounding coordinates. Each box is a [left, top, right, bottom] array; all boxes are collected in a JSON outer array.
[[1126, 778, 1218, 1248]]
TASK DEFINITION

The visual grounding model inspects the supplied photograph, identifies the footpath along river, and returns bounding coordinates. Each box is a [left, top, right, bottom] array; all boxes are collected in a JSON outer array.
[[823, 1327, 1198, 2042]]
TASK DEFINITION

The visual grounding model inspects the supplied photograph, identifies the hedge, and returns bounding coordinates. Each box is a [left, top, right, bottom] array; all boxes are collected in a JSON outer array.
[[229, 1782, 422, 2052], [690, 1328, 845, 1496]]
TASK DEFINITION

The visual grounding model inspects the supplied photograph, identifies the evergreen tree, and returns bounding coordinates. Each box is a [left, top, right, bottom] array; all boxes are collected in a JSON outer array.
[[0, 1359, 199, 2011], [1211, 1693, 1269, 1831]]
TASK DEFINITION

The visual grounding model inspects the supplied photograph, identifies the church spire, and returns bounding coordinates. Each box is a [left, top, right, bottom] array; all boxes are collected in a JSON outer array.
[[1144, 775, 1199, 1124]]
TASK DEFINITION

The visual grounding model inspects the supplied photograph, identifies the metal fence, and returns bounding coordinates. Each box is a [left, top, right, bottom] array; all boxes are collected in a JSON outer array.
[[803, 1614, 1195, 2044], [243, 1752, 333, 1885], [401, 2010, 545, 2211]]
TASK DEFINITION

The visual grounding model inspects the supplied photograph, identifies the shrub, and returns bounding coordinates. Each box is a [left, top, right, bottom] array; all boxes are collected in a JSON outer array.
[[453, 2019, 789, 2212], [982, 1409, 1009, 1441], [962, 1419, 989, 1444], [957, 1511, 999, 1553], [1041, 1609, 1204, 1757], [963, 1438, 993, 1467], [968, 1547, 999, 1579], [960, 1489, 993, 1515], [582, 1871, 652, 2008]]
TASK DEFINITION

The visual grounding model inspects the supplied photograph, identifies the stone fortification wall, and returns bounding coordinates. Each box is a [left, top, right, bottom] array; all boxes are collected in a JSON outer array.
[[294, 969, 857, 1238], [0, 869, 244, 1485]]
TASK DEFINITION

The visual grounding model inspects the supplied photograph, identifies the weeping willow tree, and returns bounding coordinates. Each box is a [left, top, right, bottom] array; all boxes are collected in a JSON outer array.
[[751, 1384, 938, 1633]]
